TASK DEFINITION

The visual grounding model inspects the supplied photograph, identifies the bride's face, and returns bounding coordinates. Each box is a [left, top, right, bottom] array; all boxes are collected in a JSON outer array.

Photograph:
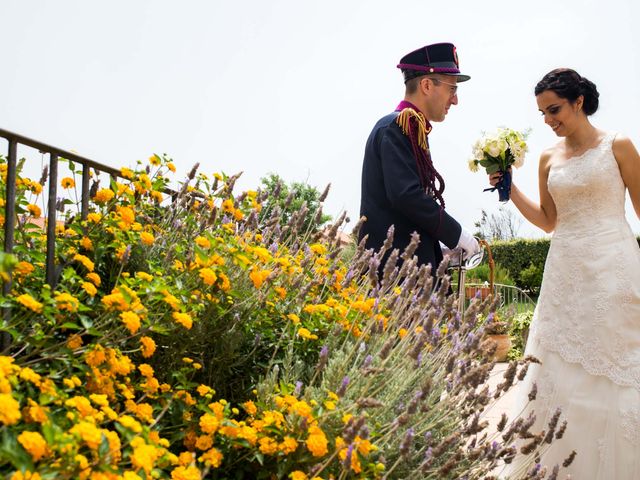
[[536, 90, 584, 137]]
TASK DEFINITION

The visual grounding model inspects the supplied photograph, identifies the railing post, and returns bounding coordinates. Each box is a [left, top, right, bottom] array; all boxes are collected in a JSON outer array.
[[81, 164, 90, 221], [2, 139, 18, 350], [46, 153, 58, 289], [3, 139, 18, 257]]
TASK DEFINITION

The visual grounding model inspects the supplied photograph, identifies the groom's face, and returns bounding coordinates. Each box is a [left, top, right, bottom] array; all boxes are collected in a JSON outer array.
[[424, 75, 459, 122]]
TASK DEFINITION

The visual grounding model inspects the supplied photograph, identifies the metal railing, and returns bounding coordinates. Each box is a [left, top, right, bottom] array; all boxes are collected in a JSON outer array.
[[463, 282, 536, 315], [1, 128, 125, 349], [1, 128, 121, 288]]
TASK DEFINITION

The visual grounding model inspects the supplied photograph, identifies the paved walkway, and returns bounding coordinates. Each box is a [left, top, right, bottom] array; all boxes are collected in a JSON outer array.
[[483, 362, 519, 426]]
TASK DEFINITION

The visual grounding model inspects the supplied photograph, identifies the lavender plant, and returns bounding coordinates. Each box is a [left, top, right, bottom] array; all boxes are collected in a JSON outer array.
[[0, 153, 573, 479]]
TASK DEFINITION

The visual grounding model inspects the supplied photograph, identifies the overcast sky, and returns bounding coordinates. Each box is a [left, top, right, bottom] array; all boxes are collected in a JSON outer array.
[[2, 0, 639, 238]]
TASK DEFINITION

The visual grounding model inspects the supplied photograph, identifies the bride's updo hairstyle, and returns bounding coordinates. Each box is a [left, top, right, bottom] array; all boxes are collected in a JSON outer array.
[[534, 68, 600, 116]]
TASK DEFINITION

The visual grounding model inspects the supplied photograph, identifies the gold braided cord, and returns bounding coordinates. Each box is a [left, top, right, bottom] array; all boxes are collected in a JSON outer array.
[[395, 108, 428, 150]]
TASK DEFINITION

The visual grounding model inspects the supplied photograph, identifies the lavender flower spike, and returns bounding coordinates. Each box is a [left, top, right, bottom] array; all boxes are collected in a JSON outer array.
[[337, 376, 350, 397]]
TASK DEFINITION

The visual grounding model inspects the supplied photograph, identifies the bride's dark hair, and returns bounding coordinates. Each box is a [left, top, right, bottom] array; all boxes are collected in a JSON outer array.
[[534, 68, 600, 116]]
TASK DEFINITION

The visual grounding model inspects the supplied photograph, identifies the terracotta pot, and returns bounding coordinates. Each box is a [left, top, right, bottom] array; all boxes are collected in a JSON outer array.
[[487, 334, 512, 362], [465, 286, 491, 300]]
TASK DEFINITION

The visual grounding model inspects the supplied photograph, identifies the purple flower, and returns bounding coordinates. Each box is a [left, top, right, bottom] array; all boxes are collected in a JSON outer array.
[[362, 355, 373, 369], [342, 443, 354, 469], [400, 428, 415, 457], [337, 376, 350, 397]]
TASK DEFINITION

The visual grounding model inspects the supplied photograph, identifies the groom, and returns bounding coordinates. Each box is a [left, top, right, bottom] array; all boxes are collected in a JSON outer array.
[[358, 42, 479, 274]]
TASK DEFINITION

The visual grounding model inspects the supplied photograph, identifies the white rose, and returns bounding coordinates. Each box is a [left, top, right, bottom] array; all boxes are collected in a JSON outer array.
[[468, 158, 480, 172], [486, 140, 502, 158], [496, 138, 508, 155]]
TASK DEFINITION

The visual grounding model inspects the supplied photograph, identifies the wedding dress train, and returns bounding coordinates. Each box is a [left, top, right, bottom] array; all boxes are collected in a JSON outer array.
[[504, 133, 640, 479]]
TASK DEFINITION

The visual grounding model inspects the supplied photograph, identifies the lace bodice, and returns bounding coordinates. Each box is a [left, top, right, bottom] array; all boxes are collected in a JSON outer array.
[[528, 132, 640, 391], [548, 133, 628, 238]]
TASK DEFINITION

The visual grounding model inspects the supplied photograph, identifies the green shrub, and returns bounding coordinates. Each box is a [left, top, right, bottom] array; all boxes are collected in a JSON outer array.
[[518, 262, 544, 295], [489, 239, 549, 292], [507, 311, 534, 360], [466, 262, 516, 286], [0, 154, 569, 479]]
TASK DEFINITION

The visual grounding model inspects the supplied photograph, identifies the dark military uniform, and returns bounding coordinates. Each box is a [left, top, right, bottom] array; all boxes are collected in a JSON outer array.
[[358, 102, 461, 271]]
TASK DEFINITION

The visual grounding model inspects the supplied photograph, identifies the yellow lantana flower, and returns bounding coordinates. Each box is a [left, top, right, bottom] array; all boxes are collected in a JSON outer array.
[[16, 294, 43, 313], [26, 204, 41, 218], [297, 328, 318, 341], [199, 268, 217, 286], [199, 414, 219, 434], [120, 311, 141, 334], [61, 177, 75, 188], [249, 268, 271, 289], [199, 447, 223, 468], [170, 466, 202, 480], [195, 236, 211, 249], [172, 312, 193, 330], [305, 425, 328, 457], [55, 292, 79, 312], [17, 431, 48, 461], [140, 336, 156, 358], [73, 253, 95, 272], [140, 232, 155, 246], [82, 281, 97, 297], [0, 393, 22, 425], [14, 261, 34, 276], [66, 334, 83, 350], [93, 188, 115, 204]]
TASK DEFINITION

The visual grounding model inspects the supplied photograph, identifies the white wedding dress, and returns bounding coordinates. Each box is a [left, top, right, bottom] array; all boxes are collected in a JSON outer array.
[[505, 133, 640, 479]]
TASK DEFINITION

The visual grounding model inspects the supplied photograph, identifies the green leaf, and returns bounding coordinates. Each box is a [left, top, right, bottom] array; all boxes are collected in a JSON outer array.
[[80, 316, 94, 329], [486, 164, 501, 175], [87, 327, 102, 336], [98, 433, 111, 459], [60, 322, 81, 330], [0, 429, 33, 471]]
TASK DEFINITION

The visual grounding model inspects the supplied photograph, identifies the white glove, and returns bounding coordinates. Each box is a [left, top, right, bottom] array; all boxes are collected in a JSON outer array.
[[440, 243, 463, 267], [456, 228, 480, 260]]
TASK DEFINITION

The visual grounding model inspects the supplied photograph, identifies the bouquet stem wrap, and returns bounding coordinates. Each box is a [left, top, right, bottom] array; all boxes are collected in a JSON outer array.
[[483, 169, 512, 202]]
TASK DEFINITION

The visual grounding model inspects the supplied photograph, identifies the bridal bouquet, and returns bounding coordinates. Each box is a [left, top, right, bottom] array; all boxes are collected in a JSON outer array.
[[468, 127, 529, 202]]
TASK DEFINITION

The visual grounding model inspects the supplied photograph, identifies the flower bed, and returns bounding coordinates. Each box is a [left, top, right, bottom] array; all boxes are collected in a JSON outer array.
[[0, 155, 568, 479]]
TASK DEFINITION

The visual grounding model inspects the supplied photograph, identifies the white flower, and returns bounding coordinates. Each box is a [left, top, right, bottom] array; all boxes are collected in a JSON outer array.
[[468, 127, 529, 173], [485, 140, 503, 158], [512, 154, 525, 168]]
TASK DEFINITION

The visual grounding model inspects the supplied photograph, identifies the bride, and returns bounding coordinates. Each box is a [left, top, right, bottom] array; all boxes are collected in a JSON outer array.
[[491, 68, 640, 478]]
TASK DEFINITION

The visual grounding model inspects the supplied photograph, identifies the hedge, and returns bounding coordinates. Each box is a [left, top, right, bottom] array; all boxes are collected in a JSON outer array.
[[487, 236, 640, 294]]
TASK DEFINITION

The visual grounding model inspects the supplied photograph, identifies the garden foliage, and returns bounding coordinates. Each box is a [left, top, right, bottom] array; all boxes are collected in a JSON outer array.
[[0, 155, 571, 479], [489, 240, 550, 294]]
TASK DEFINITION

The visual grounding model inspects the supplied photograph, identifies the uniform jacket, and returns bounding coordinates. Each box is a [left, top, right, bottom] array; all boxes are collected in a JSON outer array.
[[359, 107, 462, 272]]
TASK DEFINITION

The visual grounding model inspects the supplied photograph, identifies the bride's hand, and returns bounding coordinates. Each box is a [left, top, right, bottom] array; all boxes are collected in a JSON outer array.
[[488, 166, 512, 187], [488, 172, 503, 187]]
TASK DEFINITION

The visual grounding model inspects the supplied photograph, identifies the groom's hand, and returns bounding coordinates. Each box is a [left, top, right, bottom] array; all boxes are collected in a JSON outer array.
[[456, 228, 480, 260]]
